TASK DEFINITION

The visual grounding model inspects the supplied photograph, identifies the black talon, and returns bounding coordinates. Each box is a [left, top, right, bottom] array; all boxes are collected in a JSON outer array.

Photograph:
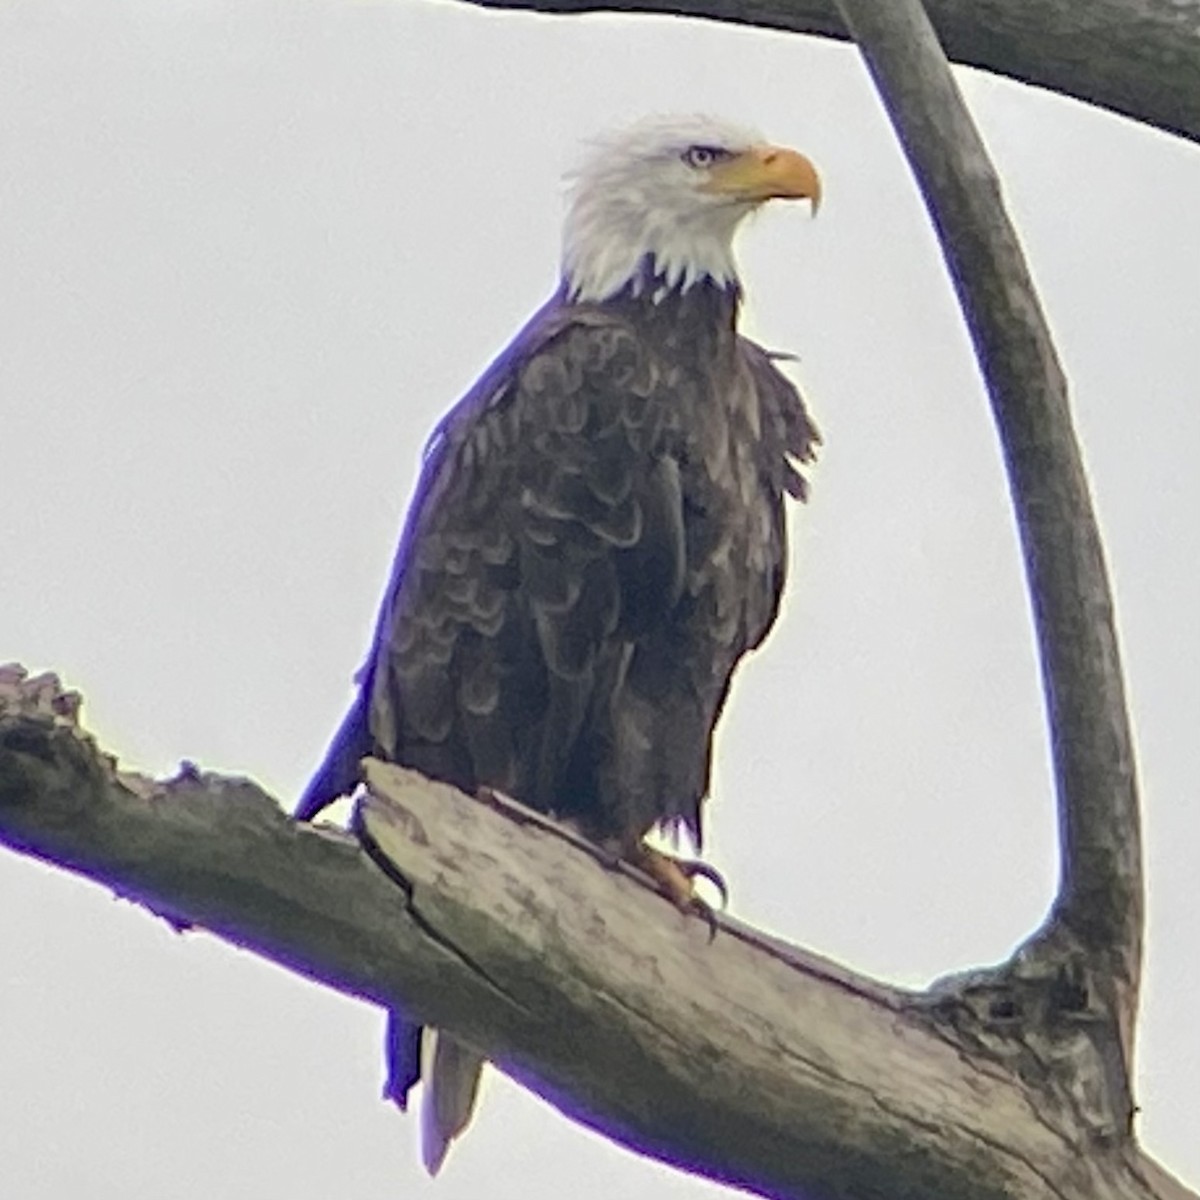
[[676, 858, 730, 910]]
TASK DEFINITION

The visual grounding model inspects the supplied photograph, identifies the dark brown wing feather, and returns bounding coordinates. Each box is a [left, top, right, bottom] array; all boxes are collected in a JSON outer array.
[[299, 296, 818, 843], [367, 306, 694, 831], [296, 288, 817, 1120]]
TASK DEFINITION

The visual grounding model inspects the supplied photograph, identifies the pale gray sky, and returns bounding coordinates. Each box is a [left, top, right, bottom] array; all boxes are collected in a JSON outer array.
[[2, 2, 1197, 1197]]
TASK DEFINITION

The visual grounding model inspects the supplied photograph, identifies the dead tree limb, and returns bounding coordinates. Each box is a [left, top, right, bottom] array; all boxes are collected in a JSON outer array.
[[0, 6, 1183, 1190], [833, 0, 1144, 1149], [0, 667, 1192, 1200], [448, 0, 1200, 146]]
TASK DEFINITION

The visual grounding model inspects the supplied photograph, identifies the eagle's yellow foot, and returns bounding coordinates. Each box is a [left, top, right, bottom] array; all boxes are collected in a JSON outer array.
[[635, 845, 727, 939]]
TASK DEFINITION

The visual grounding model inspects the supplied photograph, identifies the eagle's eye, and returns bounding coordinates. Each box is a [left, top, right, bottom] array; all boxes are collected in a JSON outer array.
[[681, 145, 733, 170]]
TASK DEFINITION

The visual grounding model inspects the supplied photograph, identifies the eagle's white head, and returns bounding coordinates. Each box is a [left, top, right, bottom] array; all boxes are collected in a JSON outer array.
[[562, 114, 821, 304]]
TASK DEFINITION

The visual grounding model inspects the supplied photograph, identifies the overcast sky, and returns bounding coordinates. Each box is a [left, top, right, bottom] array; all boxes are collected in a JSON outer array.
[[2, 2, 1197, 1197]]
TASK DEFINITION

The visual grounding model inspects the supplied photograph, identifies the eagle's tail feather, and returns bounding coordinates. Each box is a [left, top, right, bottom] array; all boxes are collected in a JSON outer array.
[[421, 1029, 485, 1175]]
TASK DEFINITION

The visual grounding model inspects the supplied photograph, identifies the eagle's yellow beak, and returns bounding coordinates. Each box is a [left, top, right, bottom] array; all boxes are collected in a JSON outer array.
[[703, 145, 822, 212]]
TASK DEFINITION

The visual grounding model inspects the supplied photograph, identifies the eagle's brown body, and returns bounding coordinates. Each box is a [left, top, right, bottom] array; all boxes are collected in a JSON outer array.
[[296, 115, 821, 1171], [300, 279, 815, 842], [296, 276, 816, 1113]]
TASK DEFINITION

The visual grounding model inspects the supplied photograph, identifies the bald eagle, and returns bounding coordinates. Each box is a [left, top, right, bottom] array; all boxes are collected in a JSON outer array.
[[297, 114, 821, 1172]]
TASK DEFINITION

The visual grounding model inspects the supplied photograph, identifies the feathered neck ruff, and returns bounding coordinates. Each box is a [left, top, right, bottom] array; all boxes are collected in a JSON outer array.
[[562, 254, 741, 332], [563, 219, 744, 305]]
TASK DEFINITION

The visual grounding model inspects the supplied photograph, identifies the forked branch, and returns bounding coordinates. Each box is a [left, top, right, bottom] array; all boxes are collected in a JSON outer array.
[[834, 0, 1143, 1141]]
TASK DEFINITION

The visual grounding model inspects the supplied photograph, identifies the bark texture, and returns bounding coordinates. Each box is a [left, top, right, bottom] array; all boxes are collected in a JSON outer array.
[[451, 0, 1200, 145], [0, 668, 1193, 1200]]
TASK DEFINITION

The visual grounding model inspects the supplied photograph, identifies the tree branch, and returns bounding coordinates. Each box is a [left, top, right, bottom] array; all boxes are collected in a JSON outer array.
[[450, 0, 1200, 146], [0, 666, 1190, 1200], [833, 0, 1144, 1145]]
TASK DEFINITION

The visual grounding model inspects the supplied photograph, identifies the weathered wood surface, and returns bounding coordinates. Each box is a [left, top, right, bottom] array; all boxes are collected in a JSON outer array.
[[0, 668, 1192, 1200], [834, 0, 1145, 1146]]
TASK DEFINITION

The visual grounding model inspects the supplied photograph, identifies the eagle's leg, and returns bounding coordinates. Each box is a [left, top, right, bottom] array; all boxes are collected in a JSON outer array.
[[632, 844, 727, 937]]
